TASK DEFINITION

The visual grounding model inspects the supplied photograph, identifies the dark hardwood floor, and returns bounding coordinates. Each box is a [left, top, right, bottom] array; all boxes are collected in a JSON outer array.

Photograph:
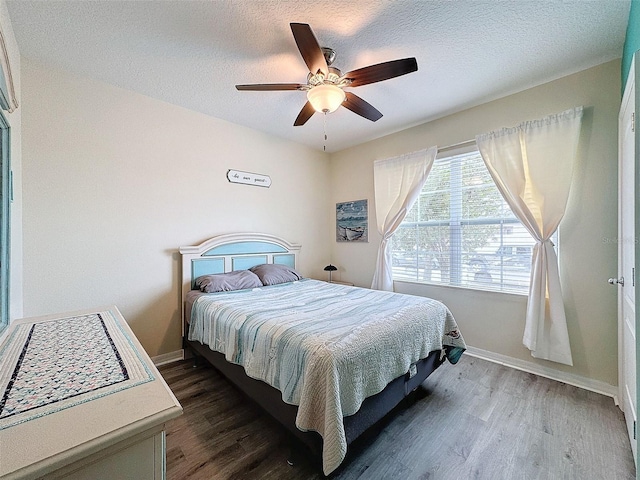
[[159, 355, 636, 479]]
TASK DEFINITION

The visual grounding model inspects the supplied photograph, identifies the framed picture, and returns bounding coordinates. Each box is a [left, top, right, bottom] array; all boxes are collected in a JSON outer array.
[[336, 199, 368, 242]]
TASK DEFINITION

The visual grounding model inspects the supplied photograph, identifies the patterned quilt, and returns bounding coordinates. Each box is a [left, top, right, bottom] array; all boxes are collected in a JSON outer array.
[[188, 279, 465, 475], [0, 310, 154, 430]]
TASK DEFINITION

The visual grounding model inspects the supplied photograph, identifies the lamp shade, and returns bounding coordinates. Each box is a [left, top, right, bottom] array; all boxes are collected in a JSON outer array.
[[307, 84, 346, 113], [323, 264, 337, 282]]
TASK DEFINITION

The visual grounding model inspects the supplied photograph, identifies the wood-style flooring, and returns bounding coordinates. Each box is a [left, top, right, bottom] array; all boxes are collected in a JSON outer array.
[[159, 355, 636, 479]]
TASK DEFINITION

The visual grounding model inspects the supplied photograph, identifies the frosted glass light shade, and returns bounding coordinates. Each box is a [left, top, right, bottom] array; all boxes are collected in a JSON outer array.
[[307, 84, 346, 113]]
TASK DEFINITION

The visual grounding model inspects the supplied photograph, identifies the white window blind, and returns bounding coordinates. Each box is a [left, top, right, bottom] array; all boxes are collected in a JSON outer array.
[[391, 148, 546, 294]]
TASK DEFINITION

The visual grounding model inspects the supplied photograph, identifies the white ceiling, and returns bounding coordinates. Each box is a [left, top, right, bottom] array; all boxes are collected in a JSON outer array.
[[6, 0, 631, 153]]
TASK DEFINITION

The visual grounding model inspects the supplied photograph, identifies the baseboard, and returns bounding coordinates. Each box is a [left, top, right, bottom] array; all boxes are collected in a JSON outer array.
[[464, 346, 619, 405], [152, 349, 184, 366], [150, 346, 620, 404]]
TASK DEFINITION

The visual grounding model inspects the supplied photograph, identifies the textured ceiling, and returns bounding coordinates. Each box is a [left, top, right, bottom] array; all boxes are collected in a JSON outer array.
[[6, 0, 631, 153]]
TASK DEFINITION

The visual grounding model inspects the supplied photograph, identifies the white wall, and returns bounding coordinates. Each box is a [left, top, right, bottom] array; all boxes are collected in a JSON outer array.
[[21, 60, 330, 357], [0, 0, 22, 322], [329, 60, 621, 388], [16, 42, 623, 388]]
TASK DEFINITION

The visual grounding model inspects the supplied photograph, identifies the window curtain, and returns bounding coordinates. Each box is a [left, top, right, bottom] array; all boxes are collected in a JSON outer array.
[[0, 23, 17, 112], [475, 106, 583, 366], [371, 146, 438, 291]]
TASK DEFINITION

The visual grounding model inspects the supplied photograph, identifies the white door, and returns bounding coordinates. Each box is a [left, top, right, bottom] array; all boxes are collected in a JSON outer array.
[[616, 56, 637, 465]]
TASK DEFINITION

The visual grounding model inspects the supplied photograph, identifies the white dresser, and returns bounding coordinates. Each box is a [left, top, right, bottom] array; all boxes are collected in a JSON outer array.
[[0, 306, 182, 479]]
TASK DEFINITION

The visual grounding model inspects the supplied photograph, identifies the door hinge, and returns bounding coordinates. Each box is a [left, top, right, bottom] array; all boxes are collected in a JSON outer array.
[[633, 112, 636, 133], [634, 420, 636, 440], [633, 267, 636, 288]]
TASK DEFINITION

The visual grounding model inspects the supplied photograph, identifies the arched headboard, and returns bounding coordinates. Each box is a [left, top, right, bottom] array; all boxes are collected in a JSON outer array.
[[179, 233, 301, 331]]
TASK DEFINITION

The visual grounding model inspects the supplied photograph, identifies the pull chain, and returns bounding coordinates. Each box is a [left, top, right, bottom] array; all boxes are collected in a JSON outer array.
[[323, 112, 327, 152]]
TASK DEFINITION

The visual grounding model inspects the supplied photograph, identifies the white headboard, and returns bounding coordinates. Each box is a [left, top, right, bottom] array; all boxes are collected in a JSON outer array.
[[179, 232, 301, 332]]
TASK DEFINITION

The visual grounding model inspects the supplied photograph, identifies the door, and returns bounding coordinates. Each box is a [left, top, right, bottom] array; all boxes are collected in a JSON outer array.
[[616, 54, 637, 465]]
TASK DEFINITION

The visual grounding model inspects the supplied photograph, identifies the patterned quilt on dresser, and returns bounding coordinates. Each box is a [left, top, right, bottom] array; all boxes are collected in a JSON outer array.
[[188, 279, 466, 475], [0, 310, 154, 430]]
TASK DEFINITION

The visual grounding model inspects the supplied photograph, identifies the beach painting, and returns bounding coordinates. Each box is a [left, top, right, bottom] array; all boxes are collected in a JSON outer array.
[[336, 199, 368, 242]]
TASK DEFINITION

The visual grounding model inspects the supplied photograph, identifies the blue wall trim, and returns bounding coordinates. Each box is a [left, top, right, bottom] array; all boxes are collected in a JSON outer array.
[[0, 110, 9, 333]]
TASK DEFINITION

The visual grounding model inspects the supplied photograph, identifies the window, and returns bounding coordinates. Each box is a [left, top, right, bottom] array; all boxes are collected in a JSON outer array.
[[391, 148, 547, 294]]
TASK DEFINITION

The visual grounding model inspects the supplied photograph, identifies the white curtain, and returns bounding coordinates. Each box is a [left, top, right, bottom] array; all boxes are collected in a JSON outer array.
[[475, 107, 583, 365], [0, 24, 17, 112], [371, 146, 438, 291]]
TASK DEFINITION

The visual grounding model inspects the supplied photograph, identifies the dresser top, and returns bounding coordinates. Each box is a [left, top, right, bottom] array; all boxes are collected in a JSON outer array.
[[0, 306, 182, 479]]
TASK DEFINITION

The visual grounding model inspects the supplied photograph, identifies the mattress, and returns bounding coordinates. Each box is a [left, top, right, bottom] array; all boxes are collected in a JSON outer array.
[[187, 279, 465, 474]]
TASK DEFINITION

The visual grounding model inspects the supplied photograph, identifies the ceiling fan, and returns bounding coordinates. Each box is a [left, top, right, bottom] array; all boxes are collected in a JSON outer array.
[[235, 23, 418, 126]]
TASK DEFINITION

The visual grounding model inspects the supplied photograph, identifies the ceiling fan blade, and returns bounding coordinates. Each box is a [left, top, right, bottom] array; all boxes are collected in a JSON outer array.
[[236, 83, 305, 91], [342, 92, 383, 122], [290, 23, 328, 76], [294, 101, 316, 126], [343, 58, 418, 87]]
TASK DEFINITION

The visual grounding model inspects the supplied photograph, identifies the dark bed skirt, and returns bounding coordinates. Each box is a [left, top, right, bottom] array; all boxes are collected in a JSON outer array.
[[183, 337, 444, 465]]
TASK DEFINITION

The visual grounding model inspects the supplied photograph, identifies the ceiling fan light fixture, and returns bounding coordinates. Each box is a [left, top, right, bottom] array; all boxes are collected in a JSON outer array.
[[236, 23, 417, 127], [307, 84, 346, 113]]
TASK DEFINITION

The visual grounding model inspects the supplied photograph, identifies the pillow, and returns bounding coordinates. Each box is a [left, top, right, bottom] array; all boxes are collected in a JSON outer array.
[[249, 263, 303, 286], [194, 269, 262, 293]]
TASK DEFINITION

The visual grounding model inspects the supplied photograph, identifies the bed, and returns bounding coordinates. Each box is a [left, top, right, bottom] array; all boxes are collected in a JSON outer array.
[[180, 233, 465, 475]]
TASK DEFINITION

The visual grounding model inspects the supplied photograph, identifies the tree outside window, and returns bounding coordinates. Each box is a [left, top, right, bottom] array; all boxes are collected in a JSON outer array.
[[391, 149, 540, 294]]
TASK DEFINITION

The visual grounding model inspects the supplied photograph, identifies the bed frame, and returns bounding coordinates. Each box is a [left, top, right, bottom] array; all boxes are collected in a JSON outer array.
[[179, 233, 445, 470]]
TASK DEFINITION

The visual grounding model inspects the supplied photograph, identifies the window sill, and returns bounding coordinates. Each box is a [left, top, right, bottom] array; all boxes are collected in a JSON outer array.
[[393, 278, 528, 299]]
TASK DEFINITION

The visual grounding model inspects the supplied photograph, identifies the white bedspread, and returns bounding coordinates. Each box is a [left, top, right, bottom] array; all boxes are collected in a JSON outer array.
[[188, 279, 465, 474]]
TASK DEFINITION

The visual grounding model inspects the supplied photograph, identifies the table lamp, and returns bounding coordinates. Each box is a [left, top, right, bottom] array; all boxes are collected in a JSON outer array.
[[323, 264, 337, 282]]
